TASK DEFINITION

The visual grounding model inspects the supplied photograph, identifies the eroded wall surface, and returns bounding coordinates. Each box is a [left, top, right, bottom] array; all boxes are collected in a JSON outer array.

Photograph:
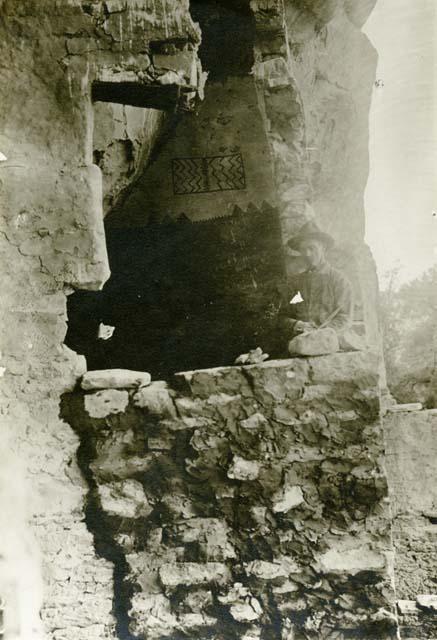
[[284, 0, 380, 342], [63, 352, 397, 640], [0, 1, 201, 637], [384, 409, 437, 638]]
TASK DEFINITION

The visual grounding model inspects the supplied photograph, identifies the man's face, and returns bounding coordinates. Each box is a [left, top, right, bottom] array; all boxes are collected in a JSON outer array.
[[299, 239, 325, 269]]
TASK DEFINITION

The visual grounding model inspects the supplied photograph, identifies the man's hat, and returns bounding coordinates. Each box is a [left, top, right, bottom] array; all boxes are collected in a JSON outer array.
[[286, 221, 334, 252]]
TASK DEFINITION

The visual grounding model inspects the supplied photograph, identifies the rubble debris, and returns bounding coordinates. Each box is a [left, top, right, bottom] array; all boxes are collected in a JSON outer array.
[[235, 347, 269, 365]]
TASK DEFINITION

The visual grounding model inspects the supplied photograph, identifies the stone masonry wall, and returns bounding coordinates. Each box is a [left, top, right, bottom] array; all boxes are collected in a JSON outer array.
[[64, 352, 398, 640]]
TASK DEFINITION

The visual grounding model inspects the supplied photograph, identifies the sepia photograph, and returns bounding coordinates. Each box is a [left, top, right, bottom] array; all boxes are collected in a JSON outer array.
[[0, 0, 435, 638]]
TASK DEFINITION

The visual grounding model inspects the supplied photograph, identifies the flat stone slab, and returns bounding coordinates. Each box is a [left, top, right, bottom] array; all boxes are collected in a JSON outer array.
[[387, 403, 423, 413], [416, 594, 437, 611], [317, 539, 386, 576], [245, 557, 301, 579], [397, 600, 418, 615], [81, 369, 151, 390], [159, 562, 231, 588]]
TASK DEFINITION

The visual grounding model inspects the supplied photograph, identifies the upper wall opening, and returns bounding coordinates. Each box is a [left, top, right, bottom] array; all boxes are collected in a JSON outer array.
[[189, 0, 255, 79]]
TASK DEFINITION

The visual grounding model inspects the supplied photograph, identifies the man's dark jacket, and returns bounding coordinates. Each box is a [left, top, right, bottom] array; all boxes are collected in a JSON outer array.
[[280, 263, 353, 332]]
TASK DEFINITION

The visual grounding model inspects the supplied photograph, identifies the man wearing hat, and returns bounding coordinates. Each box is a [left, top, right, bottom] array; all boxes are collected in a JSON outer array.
[[279, 221, 354, 340]]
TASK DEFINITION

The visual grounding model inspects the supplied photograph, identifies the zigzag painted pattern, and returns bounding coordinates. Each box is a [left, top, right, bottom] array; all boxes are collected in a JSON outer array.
[[208, 154, 245, 191], [172, 154, 246, 195], [172, 157, 205, 194]]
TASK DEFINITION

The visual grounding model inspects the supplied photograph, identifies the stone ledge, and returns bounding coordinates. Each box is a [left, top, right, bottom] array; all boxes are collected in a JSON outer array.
[[173, 351, 380, 399]]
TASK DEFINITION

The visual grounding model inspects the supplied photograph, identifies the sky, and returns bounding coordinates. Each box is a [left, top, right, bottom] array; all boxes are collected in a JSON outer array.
[[363, 0, 437, 287]]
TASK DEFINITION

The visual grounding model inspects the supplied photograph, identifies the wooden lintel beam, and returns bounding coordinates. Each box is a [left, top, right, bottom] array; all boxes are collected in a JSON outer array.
[[92, 81, 183, 110]]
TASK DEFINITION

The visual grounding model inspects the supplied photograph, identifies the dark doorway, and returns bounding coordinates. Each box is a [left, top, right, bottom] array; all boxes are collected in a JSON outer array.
[[189, 0, 255, 81], [65, 204, 285, 379]]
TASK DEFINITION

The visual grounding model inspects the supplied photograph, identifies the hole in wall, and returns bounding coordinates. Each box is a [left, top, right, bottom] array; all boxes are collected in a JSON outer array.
[[65, 202, 286, 379], [189, 0, 255, 80]]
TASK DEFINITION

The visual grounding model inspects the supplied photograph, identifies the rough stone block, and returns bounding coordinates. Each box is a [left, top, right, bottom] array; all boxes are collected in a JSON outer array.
[[288, 328, 339, 356], [178, 612, 218, 629], [272, 581, 299, 595], [308, 351, 379, 386], [182, 588, 213, 612], [84, 389, 129, 418], [190, 430, 225, 452], [153, 50, 197, 80], [159, 562, 231, 588], [170, 518, 236, 560], [148, 434, 175, 450], [272, 485, 305, 512], [133, 381, 177, 418], [55, 345, 87, 393], [240, 412, 268, 431], [127, 548, 178, 594], [160, 494, 198, 520], [227, 456, 261, 481], [174, 365, 253, 399], [336, 409, 360, 421], [230, 600, 263, 622], [98, 480, 152, 518], [129, 593, 178, 638], [241, 627, 262, 640], [243, 359, 310, 405], [301, 384, 332, 402], [245, 557, 301, 579], [91, 453, 158, 482], [218, 584, 263, 622], [82, 368, 151, 390], [273, 405, 298, 425], [317, 541, 386, 575]]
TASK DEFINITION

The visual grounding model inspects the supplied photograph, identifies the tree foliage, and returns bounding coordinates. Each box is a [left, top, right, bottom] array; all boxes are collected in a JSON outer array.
[[380, 266, 437, 403]]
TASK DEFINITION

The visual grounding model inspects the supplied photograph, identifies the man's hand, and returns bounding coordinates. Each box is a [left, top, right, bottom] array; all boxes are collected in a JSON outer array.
[[294, 321, 316, 334]]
